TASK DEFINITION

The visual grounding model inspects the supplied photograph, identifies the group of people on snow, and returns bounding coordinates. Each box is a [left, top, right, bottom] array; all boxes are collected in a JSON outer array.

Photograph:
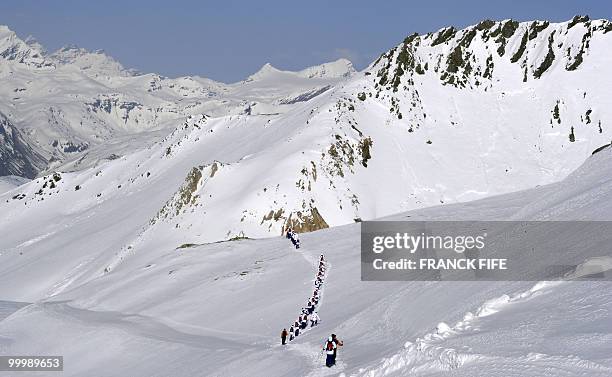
[[281, 254, 327, 345], [285, 227, 301, 249]]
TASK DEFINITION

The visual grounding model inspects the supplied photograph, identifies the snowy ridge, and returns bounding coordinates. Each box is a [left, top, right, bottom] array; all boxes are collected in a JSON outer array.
[[0, 25, 50, 68], [246, 59, 355, 82], [297, 58, 355, 79], [49, 45, 134, 78], [352, 281, 565, 376]]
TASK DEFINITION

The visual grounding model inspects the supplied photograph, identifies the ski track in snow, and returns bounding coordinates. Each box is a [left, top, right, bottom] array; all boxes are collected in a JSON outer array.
[[278, 238, 345, 375], [351, 281, 567, 377], [284, 248, 328, 341], [14, 232, 55, 248], [45, 259, 94, 297], [297, 253, 348, 376]]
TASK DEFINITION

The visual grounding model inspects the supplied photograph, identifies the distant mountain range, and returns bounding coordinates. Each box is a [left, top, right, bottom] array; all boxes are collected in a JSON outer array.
[[0, 24, 355, 177]]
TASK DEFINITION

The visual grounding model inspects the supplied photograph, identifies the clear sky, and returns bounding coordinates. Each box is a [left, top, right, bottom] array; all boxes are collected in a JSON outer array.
[[0, 0, 609, 83]]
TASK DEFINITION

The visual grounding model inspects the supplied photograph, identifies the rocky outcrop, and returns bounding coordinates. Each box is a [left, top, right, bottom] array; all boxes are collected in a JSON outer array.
[[0, 113, 46, 178]]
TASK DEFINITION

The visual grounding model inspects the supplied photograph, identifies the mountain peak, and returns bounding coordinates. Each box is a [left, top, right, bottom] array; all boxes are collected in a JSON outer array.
[[0, 25, 48, 67], [49, 45, 132, 77], [0, 25, 12, 34], [297, 58, 355, 79], [245, 59, 355, 82], [368, 17, 612, 92], [245, 62, 282, 81]]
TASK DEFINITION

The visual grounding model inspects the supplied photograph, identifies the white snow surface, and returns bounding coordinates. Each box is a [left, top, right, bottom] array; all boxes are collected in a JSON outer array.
[[0, 175, 29, 194], [1, 146, 612, 377]]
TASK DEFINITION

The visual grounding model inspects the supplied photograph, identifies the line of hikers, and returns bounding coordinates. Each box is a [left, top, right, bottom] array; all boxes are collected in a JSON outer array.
[[285, 227, 301, 249], [281, 254, 327, 345]]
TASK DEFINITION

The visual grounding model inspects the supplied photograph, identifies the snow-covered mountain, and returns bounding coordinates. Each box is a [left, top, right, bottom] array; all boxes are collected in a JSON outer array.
[[246, 58, 355, 81], [4, 17, 612, 244], [0, 25, 353, 177], [48, 45, 136, 78], [0, 25, 51, 68]]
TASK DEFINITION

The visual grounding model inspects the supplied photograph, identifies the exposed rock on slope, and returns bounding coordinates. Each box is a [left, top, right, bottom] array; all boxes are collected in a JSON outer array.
[[0, 112, 46, 178]]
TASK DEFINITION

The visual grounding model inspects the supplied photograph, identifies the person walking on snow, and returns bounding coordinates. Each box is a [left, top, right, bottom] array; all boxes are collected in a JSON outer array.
[[324, 336, 336, 367], [281, 328, 288, 345], [331, 333, 343, 364], [289, 326, 295, 341], [311, 312, 320, 326]]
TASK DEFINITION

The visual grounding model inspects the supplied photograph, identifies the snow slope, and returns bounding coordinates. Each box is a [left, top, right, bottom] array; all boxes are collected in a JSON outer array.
[[1, 142, 611, 377], [0, 175, 28, 194]]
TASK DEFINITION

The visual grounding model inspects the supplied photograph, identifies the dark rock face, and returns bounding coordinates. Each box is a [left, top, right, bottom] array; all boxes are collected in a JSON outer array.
[[0, 113, 46, 178]]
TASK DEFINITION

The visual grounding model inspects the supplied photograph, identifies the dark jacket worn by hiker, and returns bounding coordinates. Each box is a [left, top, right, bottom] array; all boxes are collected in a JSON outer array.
[[281, 329, 288, 345], [331, 334, 343, 358]]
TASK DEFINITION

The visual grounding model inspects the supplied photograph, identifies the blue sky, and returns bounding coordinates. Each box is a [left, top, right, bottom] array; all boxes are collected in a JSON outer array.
[[0, 0, 609, 82]]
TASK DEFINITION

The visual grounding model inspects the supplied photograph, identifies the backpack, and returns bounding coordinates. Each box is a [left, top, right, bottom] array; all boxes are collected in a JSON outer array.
[[326, 341, 334, 351]]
